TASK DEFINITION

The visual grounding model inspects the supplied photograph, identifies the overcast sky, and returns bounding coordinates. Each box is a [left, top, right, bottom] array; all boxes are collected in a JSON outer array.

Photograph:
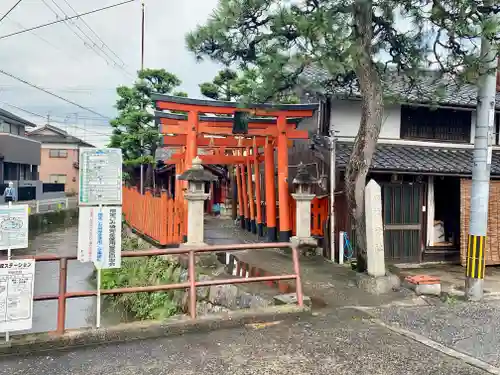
[[0, 0, 221, 146]]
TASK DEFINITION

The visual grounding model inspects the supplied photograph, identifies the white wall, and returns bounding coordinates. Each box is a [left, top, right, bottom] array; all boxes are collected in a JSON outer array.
[[329, 99, 490, 145], [330, 99, 401, 139]]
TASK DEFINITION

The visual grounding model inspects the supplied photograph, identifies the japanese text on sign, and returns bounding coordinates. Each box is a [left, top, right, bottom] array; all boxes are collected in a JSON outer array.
[[0, 205, 29, 250], [79, 148, 123, 205], [0, 259, 35, 333], [78, 206, 122, 269]]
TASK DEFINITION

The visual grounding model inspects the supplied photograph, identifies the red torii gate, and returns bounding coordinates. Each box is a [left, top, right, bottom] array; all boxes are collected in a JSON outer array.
[[152, 94, 318, 242]]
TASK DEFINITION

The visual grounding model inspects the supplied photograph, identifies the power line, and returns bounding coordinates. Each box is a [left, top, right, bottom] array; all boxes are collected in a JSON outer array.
[[4, 18, 81, 62], [0, 101, 113, 138], [40, 0, 133, 78], [0, 0, 23, 24], [60, 0, 128, 67], [0, 0, 136, 40], [0, 68, 111, 119]]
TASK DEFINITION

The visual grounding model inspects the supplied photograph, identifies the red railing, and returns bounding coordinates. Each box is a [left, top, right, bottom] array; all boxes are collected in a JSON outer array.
[[24, 242, 303, 335], [122, 186, 184, 245]]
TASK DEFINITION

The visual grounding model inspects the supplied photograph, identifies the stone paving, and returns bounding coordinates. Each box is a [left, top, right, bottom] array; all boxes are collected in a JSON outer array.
[[0, 309, 487, 375], [205, 217, 415, 309], [372, 298, 500, 368]]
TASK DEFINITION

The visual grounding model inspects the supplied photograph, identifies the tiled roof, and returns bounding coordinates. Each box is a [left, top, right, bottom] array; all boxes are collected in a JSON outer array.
[[301, 66, 500, 109], [333, 142, 500, 176]]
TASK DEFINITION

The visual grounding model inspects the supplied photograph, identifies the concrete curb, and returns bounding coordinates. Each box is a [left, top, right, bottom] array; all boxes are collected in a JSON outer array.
[[0, 305, 310, 357], [353, 307, 500, 375]]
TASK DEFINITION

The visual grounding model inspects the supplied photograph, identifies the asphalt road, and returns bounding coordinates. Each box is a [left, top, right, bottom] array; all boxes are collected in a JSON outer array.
[[0, 309, 487, 375]]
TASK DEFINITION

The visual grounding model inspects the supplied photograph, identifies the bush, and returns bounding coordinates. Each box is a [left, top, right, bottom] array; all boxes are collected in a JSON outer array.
[[100, 256, 181, 320]]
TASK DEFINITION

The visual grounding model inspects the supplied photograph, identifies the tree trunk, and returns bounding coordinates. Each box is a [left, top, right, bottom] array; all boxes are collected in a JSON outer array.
[[345, 0, 384, 272]]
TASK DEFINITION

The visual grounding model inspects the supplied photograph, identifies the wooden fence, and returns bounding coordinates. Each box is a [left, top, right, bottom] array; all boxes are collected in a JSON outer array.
[[123, 186, 184, 245]]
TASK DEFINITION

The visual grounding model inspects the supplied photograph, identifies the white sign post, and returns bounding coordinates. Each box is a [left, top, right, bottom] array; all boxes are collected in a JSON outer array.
[[77, 148, 123, 329], [0, 202, 31, 341]]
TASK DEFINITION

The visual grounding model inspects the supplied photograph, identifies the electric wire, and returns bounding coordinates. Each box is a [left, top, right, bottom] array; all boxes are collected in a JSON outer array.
[[0, 68, 111, 119], [0, 0, 136, 40], [0, 0, 23, 24], [40, 0, 133, 78], [60, 0, 128, 67]]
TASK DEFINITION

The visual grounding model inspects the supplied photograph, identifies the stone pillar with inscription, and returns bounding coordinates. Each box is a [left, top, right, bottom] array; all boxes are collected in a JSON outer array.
[[364, 179, 386, 277]]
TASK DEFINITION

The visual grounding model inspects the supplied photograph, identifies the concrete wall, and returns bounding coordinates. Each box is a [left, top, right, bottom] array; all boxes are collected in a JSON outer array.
[[39, 144, 80, 194]]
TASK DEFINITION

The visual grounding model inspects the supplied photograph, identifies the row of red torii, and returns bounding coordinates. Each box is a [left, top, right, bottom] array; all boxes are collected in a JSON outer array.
[[152, 94, 319, 242]]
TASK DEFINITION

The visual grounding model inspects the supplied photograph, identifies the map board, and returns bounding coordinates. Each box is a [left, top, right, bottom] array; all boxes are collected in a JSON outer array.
[[79, 148, 123, 206], [0, 259, 35, 332], [0, 205, 29, 250], [78, 206, 122, 269]]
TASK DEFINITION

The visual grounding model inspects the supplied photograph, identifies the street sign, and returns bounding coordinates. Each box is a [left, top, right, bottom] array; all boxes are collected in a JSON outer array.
[[79, 148, 123, 206], [0, 205, 29, 250], [78, 206, 122, 269], [0, 259, 35, 332]]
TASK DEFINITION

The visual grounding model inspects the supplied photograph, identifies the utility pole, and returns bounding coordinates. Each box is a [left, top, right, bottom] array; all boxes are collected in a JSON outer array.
[[329, 127, 336, 261], [139, 0, 145, 194], [465, 1, 498, 301]]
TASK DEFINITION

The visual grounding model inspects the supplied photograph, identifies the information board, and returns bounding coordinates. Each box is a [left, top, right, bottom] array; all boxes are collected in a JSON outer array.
[[79, 148, 123, 205], [78, 206, 122, 269], [0, 205, 29, 250], [0, 259, 35, 332]]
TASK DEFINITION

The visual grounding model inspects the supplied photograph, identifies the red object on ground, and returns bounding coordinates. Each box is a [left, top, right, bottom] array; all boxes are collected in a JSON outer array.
[[404, 275, 440, 285]]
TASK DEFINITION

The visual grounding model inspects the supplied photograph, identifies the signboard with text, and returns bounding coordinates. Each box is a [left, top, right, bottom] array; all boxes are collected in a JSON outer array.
[[0, 259, 35, 332], [0, 205, 29, 250], [78, 206, 122, 269], [79, 148, 123, 206]]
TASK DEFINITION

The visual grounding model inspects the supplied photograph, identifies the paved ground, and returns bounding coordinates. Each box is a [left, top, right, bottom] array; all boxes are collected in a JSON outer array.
[[372, 297, 500, 368], [0, 309, 487, 375], [205, 217, 415, 308]]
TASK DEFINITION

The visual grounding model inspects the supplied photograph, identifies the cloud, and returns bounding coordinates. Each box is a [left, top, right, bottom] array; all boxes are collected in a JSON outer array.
[[0, 0, 221, 146]]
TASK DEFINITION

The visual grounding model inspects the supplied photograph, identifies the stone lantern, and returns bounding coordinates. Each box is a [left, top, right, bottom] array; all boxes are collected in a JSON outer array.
[[291, 163, 318, 250], [178, 156, 217, 246]]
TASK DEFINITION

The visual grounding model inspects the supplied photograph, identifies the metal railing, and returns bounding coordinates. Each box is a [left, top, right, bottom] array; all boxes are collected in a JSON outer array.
[[15, 197, 77, 214], [19, 242, 303, 335]]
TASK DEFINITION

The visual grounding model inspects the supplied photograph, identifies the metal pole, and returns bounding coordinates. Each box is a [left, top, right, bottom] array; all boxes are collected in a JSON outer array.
[[139, 0, 145, 194], [465, 3, 498, 301], [329, 128, 336, 261]]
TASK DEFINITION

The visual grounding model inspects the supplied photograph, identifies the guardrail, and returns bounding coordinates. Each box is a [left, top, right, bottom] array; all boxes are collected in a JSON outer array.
[[15, 197, 76, 214], [17, 242, 303, 335]]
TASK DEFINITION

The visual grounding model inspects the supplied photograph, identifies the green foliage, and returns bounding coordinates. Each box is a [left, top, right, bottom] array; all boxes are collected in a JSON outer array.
[[200, 67, 300, 103], [109, 68, 186, 183], [100, 256, 181, 320], [186, 0, 500, 102]]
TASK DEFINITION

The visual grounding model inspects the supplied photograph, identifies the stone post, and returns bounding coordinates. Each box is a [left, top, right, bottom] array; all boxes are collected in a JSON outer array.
[[178, 157, 216, 247], [291, 163, 318, 251], [364, 179, 386, 277]]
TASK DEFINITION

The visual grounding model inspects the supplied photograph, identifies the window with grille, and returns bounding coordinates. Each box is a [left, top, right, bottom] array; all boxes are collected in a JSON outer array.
[[400, 105, 471, 143]]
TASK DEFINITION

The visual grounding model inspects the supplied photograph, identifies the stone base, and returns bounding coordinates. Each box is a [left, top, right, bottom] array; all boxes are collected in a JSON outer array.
[[355, 272, 400, 295], [273, 293, 312, 307], [291, 236, 319, 256], [403, 281, 442, 296]]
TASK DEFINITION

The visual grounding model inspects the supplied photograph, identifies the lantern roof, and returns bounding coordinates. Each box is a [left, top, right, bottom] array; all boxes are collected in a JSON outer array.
[[178, 157, 217, 182], [292, 163, 318, 185]]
